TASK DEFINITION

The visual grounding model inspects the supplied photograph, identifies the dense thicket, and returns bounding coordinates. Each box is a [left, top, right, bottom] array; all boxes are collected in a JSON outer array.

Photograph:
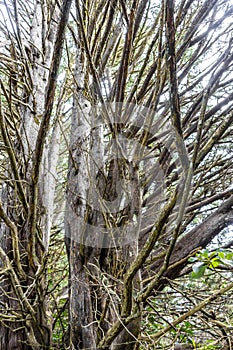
[[0, 0, 232, 349]]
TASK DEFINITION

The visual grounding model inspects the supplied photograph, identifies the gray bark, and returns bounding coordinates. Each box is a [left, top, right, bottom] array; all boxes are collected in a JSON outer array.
[[65, 84, 142, 349], [0, 0, 70, 348]]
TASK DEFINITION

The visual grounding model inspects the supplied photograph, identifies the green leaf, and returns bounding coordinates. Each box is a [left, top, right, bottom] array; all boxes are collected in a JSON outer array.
[[191, 264, 206, 279], [218, 251, 225, 259], [188, 257, 197, 262], [226, 252, 233, 260], [210, 258, 220, 268]]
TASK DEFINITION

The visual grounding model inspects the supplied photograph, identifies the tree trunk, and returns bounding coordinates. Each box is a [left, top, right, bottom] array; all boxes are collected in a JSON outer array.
[[0, 1, 61, 348], [65, 58, 142, 348]]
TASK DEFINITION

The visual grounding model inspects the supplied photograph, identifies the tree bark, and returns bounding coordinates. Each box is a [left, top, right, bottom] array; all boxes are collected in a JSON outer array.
[[144, 194, 233, 284], [65, 79, 142, 349], [0, 0, 71, 347]]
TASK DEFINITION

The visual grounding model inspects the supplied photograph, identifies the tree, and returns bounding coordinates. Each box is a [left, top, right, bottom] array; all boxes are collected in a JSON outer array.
[[0, 0, 233, 349], [0, 0, 72, 348], [65, 0, 233, 348]]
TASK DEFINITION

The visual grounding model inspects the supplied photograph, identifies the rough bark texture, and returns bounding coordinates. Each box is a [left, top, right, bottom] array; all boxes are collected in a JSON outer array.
[[0, 0, 71, 348], [146, 194, 233, 283], [64, 0, 233, 348], [1, 0, 233, 349], [65, 77, 142, 348]]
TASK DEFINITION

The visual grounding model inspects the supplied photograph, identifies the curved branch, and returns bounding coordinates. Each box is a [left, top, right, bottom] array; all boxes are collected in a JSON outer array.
[[146, 194, 233, 282]]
